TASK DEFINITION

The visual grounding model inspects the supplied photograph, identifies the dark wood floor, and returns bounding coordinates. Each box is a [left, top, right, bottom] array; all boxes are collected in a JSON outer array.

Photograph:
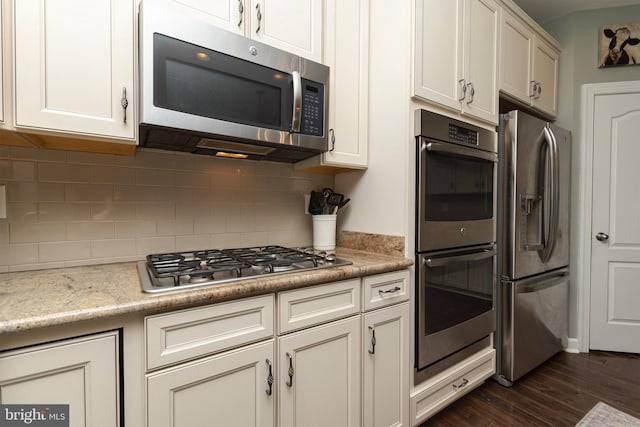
[[420, 351, 640, 426]]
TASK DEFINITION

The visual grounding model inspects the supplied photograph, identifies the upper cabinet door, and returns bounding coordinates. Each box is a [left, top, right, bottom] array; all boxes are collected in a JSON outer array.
[[250, 0, 323, 63], [531, 35, 558, 117], [14, 0, 135, 140], [414, 0, 464, 112], [498, 5, 559, 119], [499, 8, 533, 102], [463, 0, 499, 124], [414, 0, 498, 124], [165, 0, 244, 34]]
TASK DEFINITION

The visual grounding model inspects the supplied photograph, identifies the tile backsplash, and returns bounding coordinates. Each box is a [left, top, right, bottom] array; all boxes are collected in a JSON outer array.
[[0, 145, 333, 272]]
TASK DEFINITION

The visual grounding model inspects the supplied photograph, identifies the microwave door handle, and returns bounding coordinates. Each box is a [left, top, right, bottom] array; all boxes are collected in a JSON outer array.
[[291, 71, 302, 133], [425, 248, 496, 267], [538, 126, 560, 263], [424, 141, 497, 163]]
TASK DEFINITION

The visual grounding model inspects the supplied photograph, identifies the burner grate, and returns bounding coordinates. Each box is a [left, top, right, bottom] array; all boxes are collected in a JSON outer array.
[[145, 245, 330, 287]]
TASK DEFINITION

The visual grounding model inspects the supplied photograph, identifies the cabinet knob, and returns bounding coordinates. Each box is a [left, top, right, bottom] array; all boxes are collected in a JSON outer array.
[[595, 232, 609, 242]]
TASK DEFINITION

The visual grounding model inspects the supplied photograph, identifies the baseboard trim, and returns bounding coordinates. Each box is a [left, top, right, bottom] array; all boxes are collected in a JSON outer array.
[[564, 338, 580, 353]]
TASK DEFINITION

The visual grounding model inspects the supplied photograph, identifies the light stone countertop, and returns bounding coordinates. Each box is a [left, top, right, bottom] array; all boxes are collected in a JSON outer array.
[[0, 248, 412, 335]]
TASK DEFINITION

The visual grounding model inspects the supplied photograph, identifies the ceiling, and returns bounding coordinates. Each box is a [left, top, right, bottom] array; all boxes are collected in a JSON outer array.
[[512, 0, 640, 24]]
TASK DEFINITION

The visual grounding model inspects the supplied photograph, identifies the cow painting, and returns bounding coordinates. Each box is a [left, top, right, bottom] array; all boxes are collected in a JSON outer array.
[[599, 24, 640, 68]]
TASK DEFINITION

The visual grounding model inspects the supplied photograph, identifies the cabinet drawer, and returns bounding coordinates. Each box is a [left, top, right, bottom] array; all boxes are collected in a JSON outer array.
[[145, 295, 274, 370], [362, 270, 410, 311], [278, 279, 361, 334], [411, 347, 495, 424]]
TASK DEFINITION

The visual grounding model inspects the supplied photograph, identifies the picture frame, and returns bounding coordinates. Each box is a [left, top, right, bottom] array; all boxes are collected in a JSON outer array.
[[599, 23, 640, 68]]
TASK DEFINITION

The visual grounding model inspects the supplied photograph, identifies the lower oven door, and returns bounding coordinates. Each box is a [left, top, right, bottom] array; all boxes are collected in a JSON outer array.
[[416, 244, 497, 370]]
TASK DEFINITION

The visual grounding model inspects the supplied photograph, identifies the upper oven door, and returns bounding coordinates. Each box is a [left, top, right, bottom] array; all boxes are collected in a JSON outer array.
[[417, 137, 498, 252]]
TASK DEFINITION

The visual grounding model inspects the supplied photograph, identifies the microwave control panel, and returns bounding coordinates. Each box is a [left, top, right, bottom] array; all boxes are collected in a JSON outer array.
[[301, 79, 324, 136]]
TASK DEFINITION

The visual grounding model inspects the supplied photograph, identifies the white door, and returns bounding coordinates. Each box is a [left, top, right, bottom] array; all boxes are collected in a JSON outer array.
[[363, 303, 411, 427], [589, 89, 640, 352], [14, 0, 135, 139], [250, 0, 323, 62], [0, 331, 120, 427], [147, 340, 275, 427], [462, 0, 499, 124], [278, 316, 361, 427]]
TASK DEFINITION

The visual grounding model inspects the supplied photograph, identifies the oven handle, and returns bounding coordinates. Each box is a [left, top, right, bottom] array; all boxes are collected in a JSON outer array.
[[423, 141, 498, 163], [425, 248, 496, 267]]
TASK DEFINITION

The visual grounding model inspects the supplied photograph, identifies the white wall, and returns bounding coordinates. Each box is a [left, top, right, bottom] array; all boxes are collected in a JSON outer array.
[[335, 0, 413, 253], [543, 4, 640, 339], [0, 145, 333, 272]]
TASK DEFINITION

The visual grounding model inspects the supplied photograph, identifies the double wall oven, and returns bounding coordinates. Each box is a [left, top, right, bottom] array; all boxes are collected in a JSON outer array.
[[414, 110, 498, 382]]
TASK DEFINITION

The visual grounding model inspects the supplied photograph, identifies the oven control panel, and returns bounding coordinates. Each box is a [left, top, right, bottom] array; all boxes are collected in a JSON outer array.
[[448, 123, 478, 145]]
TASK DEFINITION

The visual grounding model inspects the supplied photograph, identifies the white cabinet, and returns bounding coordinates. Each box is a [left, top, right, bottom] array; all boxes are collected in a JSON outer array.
[[296, 0, 369, 172], [147, 340, 275, 427], [277, 280, 361, 427], [363, 303, 411, 427], [0, 330, 121, 427], [145, 295, 275, 427], [169, 0, 323, 62], [143, 270, 410, 427], [278, 316, 361, 427], [499, 7, 559, 118], [410, 346, 495, 425], [414, 0, 499, 124], [531, 36, 559, 117], [14, 0, 135, 141]]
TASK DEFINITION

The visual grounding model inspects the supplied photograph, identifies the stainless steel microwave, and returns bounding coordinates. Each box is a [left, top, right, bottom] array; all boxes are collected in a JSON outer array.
[[138, 1, 329, 162]]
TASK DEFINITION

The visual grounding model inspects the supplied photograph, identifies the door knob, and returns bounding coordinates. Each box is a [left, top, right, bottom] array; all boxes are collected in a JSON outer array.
[[595, 232, 609, 241]]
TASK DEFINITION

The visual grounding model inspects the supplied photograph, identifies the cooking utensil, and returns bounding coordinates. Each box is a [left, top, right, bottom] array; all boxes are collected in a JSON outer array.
[[309, 190, 324, 215], [337, 198, 350, 210], [326, 192, 344, 214]]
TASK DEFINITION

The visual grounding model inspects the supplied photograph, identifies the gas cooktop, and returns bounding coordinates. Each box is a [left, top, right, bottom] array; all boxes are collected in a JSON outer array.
[[138, 245, 352, 293]]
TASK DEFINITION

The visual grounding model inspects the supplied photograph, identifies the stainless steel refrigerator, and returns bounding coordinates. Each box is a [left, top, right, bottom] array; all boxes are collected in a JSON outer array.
[[495, 110, 571, 387]]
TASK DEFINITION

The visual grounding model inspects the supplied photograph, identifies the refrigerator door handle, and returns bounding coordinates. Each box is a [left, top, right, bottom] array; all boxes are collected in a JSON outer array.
[[538, 125, 560, 263], [511, 271, 569, 293]]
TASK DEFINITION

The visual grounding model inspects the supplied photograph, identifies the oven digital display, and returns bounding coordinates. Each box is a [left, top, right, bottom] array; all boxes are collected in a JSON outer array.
[[448, 124, 478, 145]]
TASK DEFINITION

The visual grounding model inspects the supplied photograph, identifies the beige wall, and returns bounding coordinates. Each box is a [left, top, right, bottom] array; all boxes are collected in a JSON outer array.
[[0, 145, 333, 272], [543, 5, 640, 338]]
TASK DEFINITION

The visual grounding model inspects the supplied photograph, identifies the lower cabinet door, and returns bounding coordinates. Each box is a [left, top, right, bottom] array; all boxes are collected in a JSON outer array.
[[0, 330, 121, 427], [363, 303, 411, 427], [147, 340, 275, 427], [278, 316, 361, 427]]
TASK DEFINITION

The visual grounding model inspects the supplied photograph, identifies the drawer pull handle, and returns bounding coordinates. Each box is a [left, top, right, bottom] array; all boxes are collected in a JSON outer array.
[[453, 378, 469, 389], [286, 352, 294, 387], [265, 358, 274, 396], [368, 326, 376, 355], [379, 286, 401, 295]]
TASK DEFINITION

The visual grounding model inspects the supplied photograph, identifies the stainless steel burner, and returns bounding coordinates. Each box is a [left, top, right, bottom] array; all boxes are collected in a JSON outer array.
[[138, 245, 352, 293]]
